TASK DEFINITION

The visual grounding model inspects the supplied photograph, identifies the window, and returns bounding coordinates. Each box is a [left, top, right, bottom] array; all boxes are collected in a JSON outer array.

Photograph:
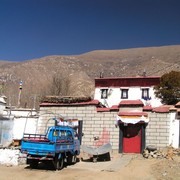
[[142, 88, 149, 100], [60, 130, 66, 137], [101, 89, 108, 99], [121, 89, 128, 99], [53, 130, 59, 136]]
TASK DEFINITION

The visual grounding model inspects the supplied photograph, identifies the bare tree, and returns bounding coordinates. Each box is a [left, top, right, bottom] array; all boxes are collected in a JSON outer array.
[[49, 72, 71, 96]]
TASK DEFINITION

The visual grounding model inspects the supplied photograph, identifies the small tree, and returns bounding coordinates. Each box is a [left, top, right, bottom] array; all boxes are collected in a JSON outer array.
[[154, 71, 180, 105], [49, 72, 71, 96]]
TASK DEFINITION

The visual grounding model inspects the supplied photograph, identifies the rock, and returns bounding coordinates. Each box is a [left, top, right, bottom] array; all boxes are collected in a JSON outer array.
[[146, 145, 157, 152]]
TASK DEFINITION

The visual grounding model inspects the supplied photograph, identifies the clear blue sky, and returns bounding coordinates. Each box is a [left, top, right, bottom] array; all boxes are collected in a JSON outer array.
[[0, 0, 180, 61]]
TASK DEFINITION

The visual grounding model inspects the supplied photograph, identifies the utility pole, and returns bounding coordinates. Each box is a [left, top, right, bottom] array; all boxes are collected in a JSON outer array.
[[17, 80, 23, 108]]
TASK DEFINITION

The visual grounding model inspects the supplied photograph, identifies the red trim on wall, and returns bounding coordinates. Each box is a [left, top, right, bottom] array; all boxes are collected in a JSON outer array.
[[118, 111, 148, 117], [110, 105, 119, 110], [143, 105, 153, 111], [119, 100, 144, 106], [96, 108, 110, 112], [96, 105, 119, 112], [95, 76, 160, 87], [152, 106, 170, 113]]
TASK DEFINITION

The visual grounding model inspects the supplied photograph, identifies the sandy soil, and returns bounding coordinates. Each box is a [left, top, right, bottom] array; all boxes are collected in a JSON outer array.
[[0, 153, 179, 180]]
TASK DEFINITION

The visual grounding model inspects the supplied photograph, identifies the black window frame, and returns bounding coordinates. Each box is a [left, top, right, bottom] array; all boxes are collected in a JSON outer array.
[[101, 89, 108, 99], [141, 88, 149, 99], [121, 89, 129, 99]]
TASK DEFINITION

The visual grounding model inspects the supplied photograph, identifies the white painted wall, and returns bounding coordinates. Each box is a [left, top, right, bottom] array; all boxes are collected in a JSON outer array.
[[13, 117, 38, 139], [169, 112, 179, 148], [2, 109, 39, 141], [0, 120, 13, 147], [94, 86, 162, 108]]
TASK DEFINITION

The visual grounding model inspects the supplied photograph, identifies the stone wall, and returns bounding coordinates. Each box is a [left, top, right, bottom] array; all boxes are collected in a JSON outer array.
[[146, 112, 170, 149], [38, 105, 119, 150], [38, 105, 174, 151]]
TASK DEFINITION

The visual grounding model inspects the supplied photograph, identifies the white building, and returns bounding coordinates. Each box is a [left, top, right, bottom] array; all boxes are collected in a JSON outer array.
[[94, 76, 162, 108]]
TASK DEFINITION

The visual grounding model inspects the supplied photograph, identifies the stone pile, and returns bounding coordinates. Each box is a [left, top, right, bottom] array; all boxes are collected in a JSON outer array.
[[143, 146, 180, 159]]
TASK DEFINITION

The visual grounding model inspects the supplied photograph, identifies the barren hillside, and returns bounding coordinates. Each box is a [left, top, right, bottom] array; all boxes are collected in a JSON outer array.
[[0, 45, 179, 109]]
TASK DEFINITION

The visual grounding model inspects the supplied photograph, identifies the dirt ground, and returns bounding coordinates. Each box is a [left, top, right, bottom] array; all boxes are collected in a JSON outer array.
[[0, 152, 180, 180]]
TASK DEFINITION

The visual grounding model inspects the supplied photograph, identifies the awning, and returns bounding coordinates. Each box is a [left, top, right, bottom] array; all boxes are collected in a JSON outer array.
[[115, 111, 149, 125]]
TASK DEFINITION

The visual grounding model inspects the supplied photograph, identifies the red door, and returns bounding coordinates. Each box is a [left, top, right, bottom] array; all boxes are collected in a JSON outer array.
[[123, 124, 142, 153]]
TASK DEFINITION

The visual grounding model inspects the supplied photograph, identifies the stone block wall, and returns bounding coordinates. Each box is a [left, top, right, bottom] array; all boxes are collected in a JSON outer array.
[[38, 105, 172, 151], [146, 112, 170, 149], [38, 105, 119, 150]]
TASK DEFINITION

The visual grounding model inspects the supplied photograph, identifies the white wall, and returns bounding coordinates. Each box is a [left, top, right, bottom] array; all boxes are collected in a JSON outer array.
[[0, 120, 13, 147], [2, 109, 39, 141], [169, 112, 180, 148], [13, 117, 38, 139], [94, 87, 162, 108]]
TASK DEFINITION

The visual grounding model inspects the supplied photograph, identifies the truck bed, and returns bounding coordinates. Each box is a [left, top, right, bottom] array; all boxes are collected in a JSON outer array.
[[21, 134, 75, 156]]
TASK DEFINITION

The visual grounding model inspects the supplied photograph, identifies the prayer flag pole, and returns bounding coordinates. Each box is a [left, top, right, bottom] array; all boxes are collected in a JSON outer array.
[[17, 80, 23, 107]]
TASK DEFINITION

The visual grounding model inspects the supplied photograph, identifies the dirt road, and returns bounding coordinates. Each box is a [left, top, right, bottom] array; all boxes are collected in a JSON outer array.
[[0, 153, 179, 180]]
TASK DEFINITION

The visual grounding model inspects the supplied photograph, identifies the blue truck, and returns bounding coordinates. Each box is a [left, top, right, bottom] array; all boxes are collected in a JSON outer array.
[[21, 125, 80, 170]]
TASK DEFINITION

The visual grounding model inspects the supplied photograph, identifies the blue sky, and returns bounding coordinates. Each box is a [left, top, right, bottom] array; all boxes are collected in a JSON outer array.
[[0, 0, 180, 61]]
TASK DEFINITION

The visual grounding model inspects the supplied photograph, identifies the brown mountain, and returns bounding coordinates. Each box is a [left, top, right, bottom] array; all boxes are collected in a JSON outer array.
[[0, 45, 179, 109]]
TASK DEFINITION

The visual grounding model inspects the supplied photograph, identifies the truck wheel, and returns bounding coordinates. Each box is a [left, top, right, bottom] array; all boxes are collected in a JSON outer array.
[[29, 160, 38, 169], [67, 155, 77, 165], [67, 155, 73, 165], [55, 158, 64, 170], [73, 155, 77, 163]]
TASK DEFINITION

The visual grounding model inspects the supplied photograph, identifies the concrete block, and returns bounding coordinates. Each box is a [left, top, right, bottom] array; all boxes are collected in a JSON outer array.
[[149, 132, 160, 136], [157, 129, 167, 133], [156, 136, 167, 140], [146, 136, 157, 140], [157, 121, 167, 125], [147, 128, 157, 132], [160, 132, 169, 136], [94, 120, 104, 125]]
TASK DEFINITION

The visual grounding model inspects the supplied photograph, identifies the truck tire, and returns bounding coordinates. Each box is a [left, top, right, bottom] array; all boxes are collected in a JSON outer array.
[[73, 155, 77, 163], [67, 155, 77, 165], [29, 160, 38, 169], [54, 157, 64, 170]]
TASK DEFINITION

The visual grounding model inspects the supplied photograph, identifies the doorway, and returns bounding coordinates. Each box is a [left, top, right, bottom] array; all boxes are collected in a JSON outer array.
[[122, 124, 142, 153]]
